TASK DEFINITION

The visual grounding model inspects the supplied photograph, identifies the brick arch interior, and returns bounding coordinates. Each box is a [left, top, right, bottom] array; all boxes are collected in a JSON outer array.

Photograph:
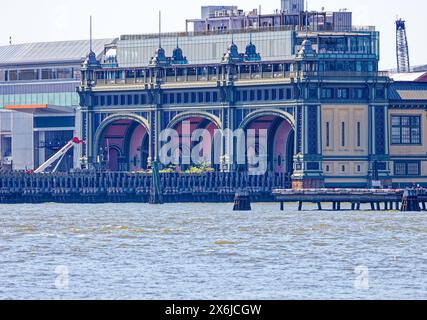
[[170, 116, 220, 170], [244, 115, 294, 174], [98, 119, 149, 171]]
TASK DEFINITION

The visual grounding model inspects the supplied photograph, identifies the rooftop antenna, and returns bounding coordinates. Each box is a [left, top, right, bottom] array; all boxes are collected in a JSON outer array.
[[89, 15, 93, 53], [159, 11, 162, 48], [9, 36, 12, 45]]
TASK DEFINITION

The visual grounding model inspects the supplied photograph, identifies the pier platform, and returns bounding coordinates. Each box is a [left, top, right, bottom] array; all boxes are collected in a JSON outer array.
[[273, 189, 427, 211], [0, 171, 290, 204]]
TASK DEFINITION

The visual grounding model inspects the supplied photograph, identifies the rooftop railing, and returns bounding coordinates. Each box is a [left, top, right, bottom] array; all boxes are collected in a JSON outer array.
[[87, 64, 389, 88]]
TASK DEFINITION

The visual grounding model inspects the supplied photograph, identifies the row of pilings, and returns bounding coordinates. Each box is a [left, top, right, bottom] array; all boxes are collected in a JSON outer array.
[[0, 171, 292, 204]]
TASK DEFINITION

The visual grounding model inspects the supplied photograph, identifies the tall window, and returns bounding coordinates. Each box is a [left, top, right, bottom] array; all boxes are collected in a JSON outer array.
[[242, 91, 248, 102], [357, 122, 361, 147], [391, 116, 421, 145], [341, 122, 346, 147], [212, 92, 218, 102], [250, 90, 255, 101], [326, 122, 330, 147], [337, 88, 349, 99], [321, 88, 333, 99]]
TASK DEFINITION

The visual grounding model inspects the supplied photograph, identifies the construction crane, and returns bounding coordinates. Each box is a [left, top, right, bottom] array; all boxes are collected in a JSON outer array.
[[396, 18, 411, 73], [34, 137, 82, 174]]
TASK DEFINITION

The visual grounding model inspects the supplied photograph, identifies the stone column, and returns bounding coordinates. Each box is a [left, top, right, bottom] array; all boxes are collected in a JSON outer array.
[[292, 104, 324, 189], [368, 104, 391, 187], [148, 83, 163, 168], [219, 73, 236, 172]]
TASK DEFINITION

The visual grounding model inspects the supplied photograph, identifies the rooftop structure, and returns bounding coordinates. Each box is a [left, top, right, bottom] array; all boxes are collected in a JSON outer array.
[[389, 71, 427, 82], [185, 4, 356, 33], [115, 26, 378, 69], [389, 82, 427, 100], [412, 64, 427, 72], [281, 0, 305, 14], [0, 39, 110, 67], [201, 6, 239, 19]]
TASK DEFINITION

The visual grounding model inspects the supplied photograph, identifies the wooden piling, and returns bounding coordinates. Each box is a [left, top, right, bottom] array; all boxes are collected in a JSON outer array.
[[233, 190, 252, 211], [401, 189, 421, 212]]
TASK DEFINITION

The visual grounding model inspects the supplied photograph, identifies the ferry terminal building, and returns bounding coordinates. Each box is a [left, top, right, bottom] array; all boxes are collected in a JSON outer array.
[[77, 20, 427, 189]]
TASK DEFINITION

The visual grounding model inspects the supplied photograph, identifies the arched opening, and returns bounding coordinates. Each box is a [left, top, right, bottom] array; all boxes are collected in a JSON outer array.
[[106, 145, 121, 172], [167, 113, 222, 171], [94, 115, 149, 171], [240, 111, 295, 175]]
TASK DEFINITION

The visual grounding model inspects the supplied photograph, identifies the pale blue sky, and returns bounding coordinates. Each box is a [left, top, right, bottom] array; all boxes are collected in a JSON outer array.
[[1, 0, 425, 69]]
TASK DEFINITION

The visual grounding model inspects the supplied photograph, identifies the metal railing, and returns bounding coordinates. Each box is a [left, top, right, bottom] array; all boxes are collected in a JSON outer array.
[[89, 66, 389, 88]]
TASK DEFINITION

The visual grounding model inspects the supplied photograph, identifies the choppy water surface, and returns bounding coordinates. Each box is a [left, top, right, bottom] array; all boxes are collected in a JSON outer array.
[[0, 202, 426, 299]]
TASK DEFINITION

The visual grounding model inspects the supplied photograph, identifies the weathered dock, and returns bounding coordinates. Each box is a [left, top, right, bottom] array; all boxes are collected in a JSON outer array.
[[273, 188, 427, 212], [0, 171, 291, 204]]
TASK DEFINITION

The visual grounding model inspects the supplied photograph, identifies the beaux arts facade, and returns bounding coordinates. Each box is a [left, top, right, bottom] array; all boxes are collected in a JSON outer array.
[[78, 27, 405, 189]]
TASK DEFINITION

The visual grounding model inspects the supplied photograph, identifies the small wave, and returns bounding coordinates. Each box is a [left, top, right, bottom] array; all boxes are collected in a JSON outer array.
[[131, 228, 146, 233], [26, 233, 58, 238], [16, 226, 37, 233], [215, 240, 240, 245]]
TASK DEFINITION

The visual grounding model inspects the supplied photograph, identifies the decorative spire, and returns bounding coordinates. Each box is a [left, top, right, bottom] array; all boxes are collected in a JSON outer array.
[[82, 15, 100, 69], [222, 35, 242, 64], [149, 10, 170, 66], [296, 39, 317, 60], [244, 34, 261, 62], [171, 37, 188, 65]]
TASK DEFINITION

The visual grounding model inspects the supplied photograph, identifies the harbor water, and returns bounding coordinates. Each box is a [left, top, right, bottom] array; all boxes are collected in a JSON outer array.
[[0, 203, 426, 300]]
